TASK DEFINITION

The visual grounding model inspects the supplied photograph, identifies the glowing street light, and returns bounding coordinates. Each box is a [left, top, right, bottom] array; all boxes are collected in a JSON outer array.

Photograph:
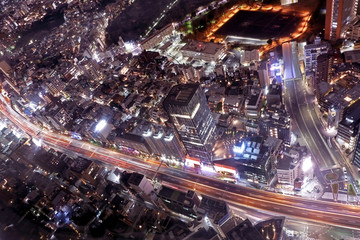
[[302, 156, 313, 172]]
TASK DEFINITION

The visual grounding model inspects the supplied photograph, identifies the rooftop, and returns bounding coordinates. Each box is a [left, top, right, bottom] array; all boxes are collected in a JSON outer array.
[[181, 40, 223, 55], [163, 83, 199, 106], [215, 9, 303, 40], [226, 219, 264, 240]]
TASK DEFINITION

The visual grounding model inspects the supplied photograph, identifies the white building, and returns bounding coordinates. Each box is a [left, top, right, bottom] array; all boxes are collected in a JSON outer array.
[[304, 37, 330, 75], [277, 148, 302, 186]]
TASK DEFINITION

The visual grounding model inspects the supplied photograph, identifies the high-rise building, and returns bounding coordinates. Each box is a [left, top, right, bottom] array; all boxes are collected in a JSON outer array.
[[315, 54, 333, 84], [163, 84, 216, 164], [336, 100, 360, 150], [353, 134, 360, 167], [325, 0, 358, 41]]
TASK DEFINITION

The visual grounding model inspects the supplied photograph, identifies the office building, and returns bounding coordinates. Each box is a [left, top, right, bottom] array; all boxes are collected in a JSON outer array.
[[163, 84, 216, 164], [336, 100, 360, 150], [352, 133, 360, 167], [259, 104, 291, 144], [325, 0, 358, 41], [304, 37, 330, 75], [232, 136, 273, 185], [315, 54, 333, 84], [276, 147, 302, 186], [245, 89, 264, 118], [157, 186, 200, 219]]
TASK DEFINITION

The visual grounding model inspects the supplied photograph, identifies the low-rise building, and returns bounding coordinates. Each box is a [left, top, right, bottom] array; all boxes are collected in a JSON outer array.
[[245, 89, 264, 118], [180, 40, 225, 63], [157, 186, 200, 219], [140, 23, 174, 50]]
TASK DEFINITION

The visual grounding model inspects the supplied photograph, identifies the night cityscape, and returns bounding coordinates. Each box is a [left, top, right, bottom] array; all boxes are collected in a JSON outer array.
[[1, 0, 360, 239]]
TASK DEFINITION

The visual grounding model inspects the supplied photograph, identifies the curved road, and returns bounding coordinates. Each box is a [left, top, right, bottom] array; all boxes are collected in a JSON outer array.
[[1, 96, 360, 230]]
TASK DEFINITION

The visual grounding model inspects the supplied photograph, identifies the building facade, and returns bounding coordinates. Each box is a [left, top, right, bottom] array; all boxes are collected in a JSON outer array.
[[163, 84, 216, 164], [325, 0, 358, 41]]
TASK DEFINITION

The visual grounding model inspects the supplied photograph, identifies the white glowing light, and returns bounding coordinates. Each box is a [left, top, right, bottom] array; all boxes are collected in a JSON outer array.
[[327, 126, 336, 134], [265, 86, 269, 95], [201, 164, 216, 173], [125, 42, 135, 52], [302, 156, 313, 172], [29, 102, 37, 111], [32, 138, 42, 147], [95, 120, 107, 132], [0, 122, 6, 131], [233, 142, 245, 154], [93, 52, 100, 62]]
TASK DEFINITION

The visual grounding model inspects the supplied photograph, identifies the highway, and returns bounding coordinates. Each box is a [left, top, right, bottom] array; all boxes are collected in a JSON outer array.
[[284, 78, 337, 169], [1, 96, 360, 229], [284, 77, 360, 195]]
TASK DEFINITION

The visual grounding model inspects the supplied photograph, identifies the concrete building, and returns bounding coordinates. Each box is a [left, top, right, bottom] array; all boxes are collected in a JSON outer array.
[[128, 172, 154, 196], [325, 0, 358, 41], [352, 133, 360, 167], [304, 37, 330, 76], [157, 186, 200, 219], [163, 84, 216, 164], [134, 122, 187, 162], [180, 40, 225, 62], [140, 23, 174, 50], [232, 136, 273, 185], [276, 147, 302, 186], [259, 104, 291, 144], [315, 54, 333, 84], [336, 100, 360, 150], [245, 89, 264, 118]]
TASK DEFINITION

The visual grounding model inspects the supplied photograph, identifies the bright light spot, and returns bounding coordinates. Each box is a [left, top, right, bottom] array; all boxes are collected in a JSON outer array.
[[290, 132, 297, 145], [233, 142, 245, 154], [93, 52, 100, 62], [302, 156, 313, 172], [95, 120, 107, 132], [0, 122, 6, 131], [125, 42, 135, 52], [32, 138, 42, 147], [12, 130, 22, 138], [29, 102, 38, 111], [201, 164, 215, 173], [327, 126, 336, 134]]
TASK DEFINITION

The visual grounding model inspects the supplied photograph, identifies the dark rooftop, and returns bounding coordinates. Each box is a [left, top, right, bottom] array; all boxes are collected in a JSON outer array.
[[127, 172, 145, 186], [163, 83, 199, 106], [226, 219, 265, 240], [215, 10, 303, 40]]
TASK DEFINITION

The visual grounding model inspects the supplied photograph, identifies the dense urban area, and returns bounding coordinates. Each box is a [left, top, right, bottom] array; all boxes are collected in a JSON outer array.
[[1, 0, 360, 239]]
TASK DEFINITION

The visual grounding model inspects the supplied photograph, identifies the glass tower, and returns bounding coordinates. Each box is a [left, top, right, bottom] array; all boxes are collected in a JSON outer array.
[[163, 84, 216, 164]]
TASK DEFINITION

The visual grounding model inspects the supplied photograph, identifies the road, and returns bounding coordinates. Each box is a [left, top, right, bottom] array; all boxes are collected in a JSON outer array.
[[284, 78, 337, 169], [1, 96, 360, 230], [284, 77, 360, 195]]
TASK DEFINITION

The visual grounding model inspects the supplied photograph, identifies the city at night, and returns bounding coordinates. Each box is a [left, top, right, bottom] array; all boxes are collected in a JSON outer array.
[[1, 0, 360, 239]]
